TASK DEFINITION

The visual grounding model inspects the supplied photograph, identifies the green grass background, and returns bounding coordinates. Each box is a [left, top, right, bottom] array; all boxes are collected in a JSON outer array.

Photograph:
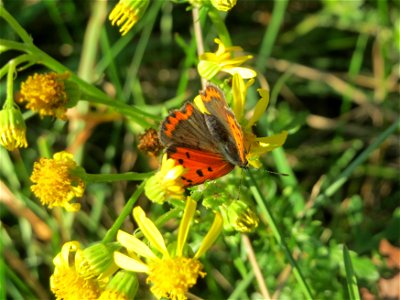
[[0, 0, 399, 299]]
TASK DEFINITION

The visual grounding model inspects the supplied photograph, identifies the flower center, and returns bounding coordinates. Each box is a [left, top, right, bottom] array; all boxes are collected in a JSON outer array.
[[50, 265, 101, 300], [147, 256, 206, 300]]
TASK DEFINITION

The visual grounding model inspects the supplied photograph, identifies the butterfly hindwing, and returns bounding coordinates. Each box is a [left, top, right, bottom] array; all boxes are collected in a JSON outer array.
[[167, 146, 234, 186]]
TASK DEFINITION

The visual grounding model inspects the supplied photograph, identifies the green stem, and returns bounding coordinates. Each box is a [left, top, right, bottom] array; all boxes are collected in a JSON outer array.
[[102, 181, 146, 243], [1, 41, 160, 127], [81, 92, 159, 120], [255, 0, 289, 70], [0, 53, 35, 80], [0, 7, 160, 125], [343, 245, 361, 300], [5, 60, 16, 107], [0, 7, 33, 44], [0, 39, 27, 53], [123, 0, 163, 100], [207, 7, 231, 46], [248, 171, 313, 299], [85, 172, 154, 183]]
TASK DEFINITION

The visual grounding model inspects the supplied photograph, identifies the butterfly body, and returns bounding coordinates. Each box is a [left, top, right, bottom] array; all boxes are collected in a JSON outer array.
[[160, 85, 247, 187]]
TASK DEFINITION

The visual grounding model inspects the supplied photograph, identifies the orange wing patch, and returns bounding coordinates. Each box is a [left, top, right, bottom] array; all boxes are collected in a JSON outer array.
[[163, 103, 194, 138], [226, 114, 247, 166], [200, 85, 224, 103]]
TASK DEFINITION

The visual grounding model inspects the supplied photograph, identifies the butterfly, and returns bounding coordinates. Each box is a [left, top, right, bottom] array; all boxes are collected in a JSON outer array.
[[159, 85, 248, 187]]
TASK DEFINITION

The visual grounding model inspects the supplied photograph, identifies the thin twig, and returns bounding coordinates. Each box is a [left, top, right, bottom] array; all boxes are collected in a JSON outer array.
[[242, 234, 271, 299], [192, 7, 207, 89]]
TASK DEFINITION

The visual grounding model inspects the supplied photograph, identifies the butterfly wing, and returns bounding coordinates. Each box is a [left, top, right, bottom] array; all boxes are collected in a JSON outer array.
[[167, 146, 234, 186], [200, 85, 248, 167], [160, 102, 217, 152]]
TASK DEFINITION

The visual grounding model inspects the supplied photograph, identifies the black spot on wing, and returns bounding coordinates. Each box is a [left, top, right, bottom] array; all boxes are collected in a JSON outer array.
[[196, 169, 204, 177]]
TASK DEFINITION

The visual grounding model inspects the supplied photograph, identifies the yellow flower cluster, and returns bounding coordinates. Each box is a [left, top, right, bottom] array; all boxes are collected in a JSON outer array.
[[144, 154, 186, 204], [30, 151, 85, 212], [109, 0, 149, 36], [114, 198, 223, 300], [18, 72, 71, 119]]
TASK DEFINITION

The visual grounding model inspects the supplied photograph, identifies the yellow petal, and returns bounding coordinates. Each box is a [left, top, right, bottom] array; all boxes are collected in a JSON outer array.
[[177, 197, 197, 256], [194, 95, 210, 114], [197, 60, 221, 80], [114, 252, 149, 273], [194, 212, 223, 259], [255, 131, 288, 150], [247, 88, 270, 129], [232, 73, 245, 121], [219, 55, 253, 67], [247, 157, 262, 168], [222, 66, 257, 79], [117, 230, 158, 260], [133, 207, 169, 257]]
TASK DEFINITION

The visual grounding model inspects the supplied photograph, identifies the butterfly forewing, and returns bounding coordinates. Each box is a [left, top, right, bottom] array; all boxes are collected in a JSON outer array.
[[200, 85, 247, 167], [160, 102, 217, 152]]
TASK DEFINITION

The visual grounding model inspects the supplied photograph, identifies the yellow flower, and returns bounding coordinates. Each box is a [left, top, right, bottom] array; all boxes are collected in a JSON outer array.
[[30, 151, 85, 212], [50, 241, 104, 300], [0, 103, 28, 151], [109, 0, 149, 36], [18, 72, 78, 119], [144, 154, 186, 204], [231, 74, 288, 168], [210, 0, 237, 11], [98, 270, 139, 300], [221, 200, 259, 233], [198, 38, 256, 80], [114, 198, 223, 300]]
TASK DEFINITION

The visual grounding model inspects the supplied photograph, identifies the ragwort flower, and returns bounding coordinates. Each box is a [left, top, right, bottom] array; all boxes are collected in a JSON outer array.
[[0, 103, 28, 151], [144, 154, 186, 204], [30, 151, 85, 212], [210, 0, 237, 11], [18, 72, 79, 119], [221, 199, 259, 233], [109, 0, 149, 36], [198, 38, 256, 80], [114, 197, 223, 300], [50, 241, 104, 300], [231, 74, 288, 168]]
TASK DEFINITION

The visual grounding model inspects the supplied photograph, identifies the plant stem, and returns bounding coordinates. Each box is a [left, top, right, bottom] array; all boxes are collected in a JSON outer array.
[[5, 59, 16, 107], [0, 7, 32, 44], [256, 0, 289, 70], [248, 171, 313, 299], [85, 172, 153, 183], [192, 7, 207, 89], [242, 234, 271, 299], [102, 181, 146, 243]]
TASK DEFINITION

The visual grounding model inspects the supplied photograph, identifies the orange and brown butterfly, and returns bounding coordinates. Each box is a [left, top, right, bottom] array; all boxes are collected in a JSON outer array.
[[159, 85, 247, 187]]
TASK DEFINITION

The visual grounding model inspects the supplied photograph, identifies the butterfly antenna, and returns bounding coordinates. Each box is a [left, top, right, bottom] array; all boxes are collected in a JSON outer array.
[[236, 168, 246, 201], [264, 170, 289, 176]]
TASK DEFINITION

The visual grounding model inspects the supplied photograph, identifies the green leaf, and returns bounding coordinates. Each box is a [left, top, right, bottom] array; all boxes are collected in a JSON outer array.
[[343, 245, 361, 300]]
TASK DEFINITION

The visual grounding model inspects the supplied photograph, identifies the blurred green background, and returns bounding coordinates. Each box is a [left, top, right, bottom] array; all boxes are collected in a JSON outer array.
[[1, 0, 399, 299]]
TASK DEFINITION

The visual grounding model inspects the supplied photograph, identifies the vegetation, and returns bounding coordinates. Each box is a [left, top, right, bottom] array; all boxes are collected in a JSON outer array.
[[1, 0, 399, 299]]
